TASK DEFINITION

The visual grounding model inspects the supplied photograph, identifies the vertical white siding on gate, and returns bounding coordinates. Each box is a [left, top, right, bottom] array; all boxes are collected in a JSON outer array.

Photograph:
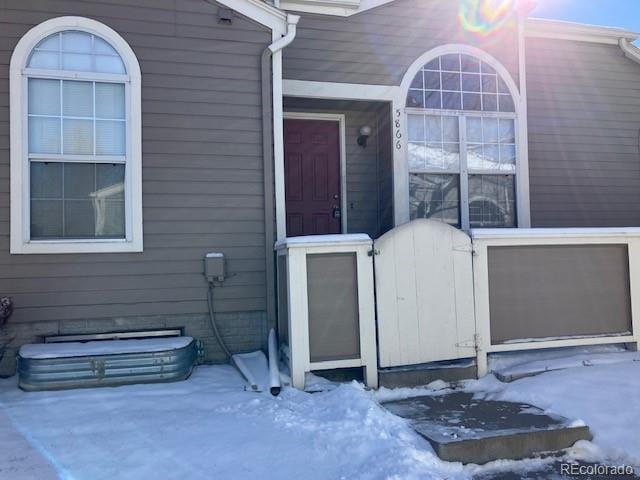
[[374, 220, 476, 368]]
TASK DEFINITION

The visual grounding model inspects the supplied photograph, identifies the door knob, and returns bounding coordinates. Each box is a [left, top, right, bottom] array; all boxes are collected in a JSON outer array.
[[332, 206, 341, 219]]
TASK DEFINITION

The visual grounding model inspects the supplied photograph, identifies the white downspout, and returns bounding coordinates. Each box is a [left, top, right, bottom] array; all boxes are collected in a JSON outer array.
[[516, 10, 532, 228], [270, 14, 300, 242], [260, 14, 299, 337]]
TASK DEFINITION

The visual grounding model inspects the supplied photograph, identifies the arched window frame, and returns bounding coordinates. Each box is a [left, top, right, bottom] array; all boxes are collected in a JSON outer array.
[[399, 44, 530, 230], [10, 16, 142, 254]]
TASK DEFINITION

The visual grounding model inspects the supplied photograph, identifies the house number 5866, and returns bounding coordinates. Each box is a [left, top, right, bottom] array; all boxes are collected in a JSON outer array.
[[394, 109, 402, 150]]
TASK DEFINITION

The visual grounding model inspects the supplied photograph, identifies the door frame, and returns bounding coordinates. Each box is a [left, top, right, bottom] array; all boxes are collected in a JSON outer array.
[[283, 112, 348, 234]]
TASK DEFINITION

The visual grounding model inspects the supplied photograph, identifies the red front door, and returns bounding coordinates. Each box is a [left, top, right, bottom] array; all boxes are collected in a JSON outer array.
[[284, 119, 342, 237]]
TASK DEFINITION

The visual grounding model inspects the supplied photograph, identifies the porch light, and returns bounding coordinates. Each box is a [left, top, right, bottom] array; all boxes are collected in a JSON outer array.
[[358, 125, 372, 147]]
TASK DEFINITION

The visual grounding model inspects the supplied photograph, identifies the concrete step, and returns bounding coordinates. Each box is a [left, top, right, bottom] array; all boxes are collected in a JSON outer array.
[[378, 360, 477, 388], [382, 392, 592, 465]]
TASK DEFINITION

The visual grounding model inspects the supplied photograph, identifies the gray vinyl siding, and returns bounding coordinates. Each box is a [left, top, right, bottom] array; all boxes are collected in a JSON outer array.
[[0, 0, 272, 371], [283, 98, 390, 238], [283, 0, 519, 86], [526, 37, 640, 227]]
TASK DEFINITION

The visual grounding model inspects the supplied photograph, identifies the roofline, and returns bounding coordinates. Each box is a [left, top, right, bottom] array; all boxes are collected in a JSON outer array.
[[526, 18, 640, 44], [217, 0, 287, 35]]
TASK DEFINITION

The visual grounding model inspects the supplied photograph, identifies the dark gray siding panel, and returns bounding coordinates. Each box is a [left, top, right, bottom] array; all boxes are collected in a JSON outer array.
[[526, 38, 640, 227], [488, 244, 632, 343], [283, 0, 519, 86], [0, 0, 272, 370]]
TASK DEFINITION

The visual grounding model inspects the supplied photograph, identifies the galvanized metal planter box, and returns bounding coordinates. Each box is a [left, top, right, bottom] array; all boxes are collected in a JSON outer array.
[[18, 337, 201, 392]]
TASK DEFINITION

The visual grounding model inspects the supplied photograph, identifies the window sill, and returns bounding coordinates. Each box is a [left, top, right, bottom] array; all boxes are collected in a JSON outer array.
[[10, 238, 143, 255]]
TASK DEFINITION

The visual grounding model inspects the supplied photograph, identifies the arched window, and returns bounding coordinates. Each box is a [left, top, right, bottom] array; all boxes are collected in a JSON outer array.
[[405, 49, 519, 229], [10, 17, 142, 254]]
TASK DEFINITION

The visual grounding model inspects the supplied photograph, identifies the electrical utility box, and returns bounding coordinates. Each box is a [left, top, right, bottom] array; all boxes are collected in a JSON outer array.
[[205, 253, 226, 283]]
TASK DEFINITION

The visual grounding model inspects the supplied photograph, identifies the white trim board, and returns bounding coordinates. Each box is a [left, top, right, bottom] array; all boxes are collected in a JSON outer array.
[[284, 79, 401, 101], [283, 112, 348, 234], [10, 16, 143, 254], [278, 0, 394, 17]]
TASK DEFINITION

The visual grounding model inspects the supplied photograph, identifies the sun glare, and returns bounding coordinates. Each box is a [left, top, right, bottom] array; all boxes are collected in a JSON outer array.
[[459, 0, 518, 39]]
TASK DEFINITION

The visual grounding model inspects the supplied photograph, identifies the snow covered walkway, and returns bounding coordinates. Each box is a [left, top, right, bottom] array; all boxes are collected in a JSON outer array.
[[0, 366, 460, 480], [0, 356, 638, 479]]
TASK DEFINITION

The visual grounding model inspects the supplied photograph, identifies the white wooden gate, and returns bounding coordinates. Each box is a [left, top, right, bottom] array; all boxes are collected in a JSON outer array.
[[374, 219, 476, 368]]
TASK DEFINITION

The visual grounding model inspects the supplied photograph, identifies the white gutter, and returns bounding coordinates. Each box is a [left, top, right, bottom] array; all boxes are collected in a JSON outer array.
[[620, 38, 640, 64], [516, 8, 531, 228]]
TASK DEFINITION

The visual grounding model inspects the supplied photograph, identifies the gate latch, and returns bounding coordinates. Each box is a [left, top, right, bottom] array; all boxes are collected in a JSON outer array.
[[455, 338, 477, 349], [452, 244, 476, 255]]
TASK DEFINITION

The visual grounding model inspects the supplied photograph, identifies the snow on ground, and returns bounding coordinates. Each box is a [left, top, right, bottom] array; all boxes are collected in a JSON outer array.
[[486, 344, 640, 380], [0, 365, 463, 480], [468, 360, 640, 465], [0, 353, 638, 479]]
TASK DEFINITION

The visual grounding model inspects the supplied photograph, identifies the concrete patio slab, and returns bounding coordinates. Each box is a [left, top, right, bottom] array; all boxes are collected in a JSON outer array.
[[382, 392, 592, 464], [0, 409, 58, 479]]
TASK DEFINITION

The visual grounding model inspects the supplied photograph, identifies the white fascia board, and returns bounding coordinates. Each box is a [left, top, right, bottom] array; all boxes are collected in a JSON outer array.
[[526, 18, 640, 45], [284, 79, 400, 100], [278, 0, 393, 17], [217, 0, 287, 35]]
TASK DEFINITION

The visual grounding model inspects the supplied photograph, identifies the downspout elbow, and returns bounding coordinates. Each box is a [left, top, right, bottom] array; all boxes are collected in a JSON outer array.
[[269, 14, 300, 54]]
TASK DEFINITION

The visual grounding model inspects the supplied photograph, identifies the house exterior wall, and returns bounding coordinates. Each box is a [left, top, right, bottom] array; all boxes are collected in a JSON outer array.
[[526, 37, 640, 227], [283, 0, 520, 86], [0, 0, 272, 374]]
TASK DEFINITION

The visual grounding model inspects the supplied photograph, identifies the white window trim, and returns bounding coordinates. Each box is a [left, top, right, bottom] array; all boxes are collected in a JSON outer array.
[[396, 44, 531, 229], [10, 16, 143, 254]]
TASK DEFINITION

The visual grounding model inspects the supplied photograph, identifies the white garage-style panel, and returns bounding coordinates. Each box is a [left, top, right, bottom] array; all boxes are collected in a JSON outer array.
[[374, 219, 476, 368]]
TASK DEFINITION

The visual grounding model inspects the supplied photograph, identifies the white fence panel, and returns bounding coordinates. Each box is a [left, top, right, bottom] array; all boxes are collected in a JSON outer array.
[[374, 220, 476, 368], [472, 228, 640, 376]]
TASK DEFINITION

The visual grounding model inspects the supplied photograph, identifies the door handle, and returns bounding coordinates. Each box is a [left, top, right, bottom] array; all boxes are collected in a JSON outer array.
[[332, 206, 341, 219]]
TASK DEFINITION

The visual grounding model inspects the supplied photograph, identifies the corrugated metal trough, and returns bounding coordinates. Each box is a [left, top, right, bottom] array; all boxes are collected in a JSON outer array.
[[18, 336, 201, 392]]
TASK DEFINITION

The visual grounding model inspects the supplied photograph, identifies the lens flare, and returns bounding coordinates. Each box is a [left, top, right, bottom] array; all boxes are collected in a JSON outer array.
[[459, 0, 517, 41]]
